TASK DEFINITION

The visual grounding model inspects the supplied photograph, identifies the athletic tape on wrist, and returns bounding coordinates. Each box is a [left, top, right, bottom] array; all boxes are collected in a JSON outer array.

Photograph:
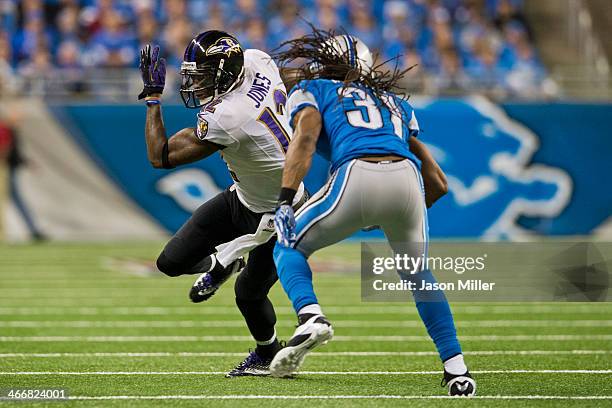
[[278, 187, 297, 207]]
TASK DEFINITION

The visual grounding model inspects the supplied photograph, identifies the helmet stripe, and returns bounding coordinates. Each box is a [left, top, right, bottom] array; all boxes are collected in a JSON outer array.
[[190, 32, 206, 61], [345, 35, 356, 68], [189, 39, 198, 61], [342, 35, 351, 67], [186, 32, 210, 62]]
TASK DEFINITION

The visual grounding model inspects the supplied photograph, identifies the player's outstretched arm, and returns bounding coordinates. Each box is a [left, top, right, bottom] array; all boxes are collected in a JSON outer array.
[[139, 43, 218, 169], [275, 106, 321, 247], [145, 105, 219, 169], [282, 107, 322, 190], [409, 136, 448, 208], [144, 101, 169, 168], [165, 128, 220, 167]]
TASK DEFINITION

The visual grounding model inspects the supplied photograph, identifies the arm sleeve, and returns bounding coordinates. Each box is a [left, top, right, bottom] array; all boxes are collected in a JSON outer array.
[[286, 81, 320, 128], [401, 99, 420, 138], [408, 110, 420, 138], [195, 111, 238, 148]]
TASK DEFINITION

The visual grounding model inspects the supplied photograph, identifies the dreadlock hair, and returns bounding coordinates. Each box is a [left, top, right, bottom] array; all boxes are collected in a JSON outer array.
[[272, 25, 416, 118]]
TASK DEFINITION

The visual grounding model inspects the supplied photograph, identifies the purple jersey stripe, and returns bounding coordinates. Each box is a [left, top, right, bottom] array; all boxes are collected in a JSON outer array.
[[258, 107, 290, 152]]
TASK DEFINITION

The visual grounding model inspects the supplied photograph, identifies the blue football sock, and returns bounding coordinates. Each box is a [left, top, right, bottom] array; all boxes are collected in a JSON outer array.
[[402, 269, 462, 362], [273, 243, 318, 313]]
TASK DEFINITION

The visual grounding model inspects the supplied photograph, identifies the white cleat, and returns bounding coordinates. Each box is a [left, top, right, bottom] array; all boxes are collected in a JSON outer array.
[[269, 314, 333, 378]]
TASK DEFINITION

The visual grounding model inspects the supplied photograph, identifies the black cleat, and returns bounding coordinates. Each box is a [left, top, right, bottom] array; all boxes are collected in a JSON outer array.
[[226, 350, 273, 377], [189, 256, 245, 303], [442, 370, 476, 396]]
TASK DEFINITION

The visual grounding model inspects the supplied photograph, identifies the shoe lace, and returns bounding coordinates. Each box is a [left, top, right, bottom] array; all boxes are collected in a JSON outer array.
[[235, 350, 262, 370], [194, 273, 213, 291]]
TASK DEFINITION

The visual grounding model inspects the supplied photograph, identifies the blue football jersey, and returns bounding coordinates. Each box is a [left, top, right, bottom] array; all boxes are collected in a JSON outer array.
[[286, 79, 421, 173]]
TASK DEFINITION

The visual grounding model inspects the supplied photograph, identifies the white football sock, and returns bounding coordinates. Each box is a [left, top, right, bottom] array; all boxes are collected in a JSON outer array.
[[444, 354, 468, 375], [256, 329, 277, 346], [298, 304, 323, 316]]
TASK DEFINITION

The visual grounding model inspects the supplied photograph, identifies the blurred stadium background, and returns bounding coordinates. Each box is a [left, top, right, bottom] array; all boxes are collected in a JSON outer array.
[[0, 0, 610, 241], [2, 0, 612, 100]]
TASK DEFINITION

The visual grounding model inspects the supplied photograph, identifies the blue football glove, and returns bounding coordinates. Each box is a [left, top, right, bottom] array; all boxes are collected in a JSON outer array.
[[138, 44, 166, 100], [274, 204, 296, 247]]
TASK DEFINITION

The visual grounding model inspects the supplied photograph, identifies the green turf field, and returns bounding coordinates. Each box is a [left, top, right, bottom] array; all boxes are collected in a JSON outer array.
[[0, 242, 610, 407]]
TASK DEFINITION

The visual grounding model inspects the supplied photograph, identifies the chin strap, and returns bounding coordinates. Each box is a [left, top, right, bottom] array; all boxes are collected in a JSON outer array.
[[215, 64, 245, 102]]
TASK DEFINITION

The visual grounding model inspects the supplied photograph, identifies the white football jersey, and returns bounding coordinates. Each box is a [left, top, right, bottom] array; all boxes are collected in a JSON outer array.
[[195, 49, 305, 213]]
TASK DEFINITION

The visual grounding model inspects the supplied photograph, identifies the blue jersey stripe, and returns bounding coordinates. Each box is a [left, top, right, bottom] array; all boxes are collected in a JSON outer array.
[[293, 160, 355, 247], [408, 160, 429, 258]]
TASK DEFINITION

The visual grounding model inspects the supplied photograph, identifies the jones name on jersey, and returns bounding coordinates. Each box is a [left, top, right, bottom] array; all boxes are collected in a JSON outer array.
[[195, 49, 304, 213]]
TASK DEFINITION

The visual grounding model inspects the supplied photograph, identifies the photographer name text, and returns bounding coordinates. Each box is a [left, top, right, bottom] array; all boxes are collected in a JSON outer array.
[[372, 279, 496, 292]]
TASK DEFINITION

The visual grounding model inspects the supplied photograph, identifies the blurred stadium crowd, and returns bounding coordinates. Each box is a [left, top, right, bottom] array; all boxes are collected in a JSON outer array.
[[0, 0, 557, 99]]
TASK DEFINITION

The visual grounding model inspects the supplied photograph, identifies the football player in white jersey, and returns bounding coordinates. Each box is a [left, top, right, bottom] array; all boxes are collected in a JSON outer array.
[[138, 31, 306, 377]]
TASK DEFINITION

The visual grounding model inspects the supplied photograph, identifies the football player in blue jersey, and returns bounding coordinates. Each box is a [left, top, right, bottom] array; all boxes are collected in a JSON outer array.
[[269, 29, 476, 396]]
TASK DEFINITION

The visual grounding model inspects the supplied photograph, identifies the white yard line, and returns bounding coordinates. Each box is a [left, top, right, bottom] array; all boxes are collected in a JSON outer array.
[[2, 370, 611, 376], [0, 305, 609, 315], [0, 350, 610, 358], [50, 395, 612, 401], [1, 320, 610, 328], [1, 335, 610, 342], [0, 320, 248, 328]]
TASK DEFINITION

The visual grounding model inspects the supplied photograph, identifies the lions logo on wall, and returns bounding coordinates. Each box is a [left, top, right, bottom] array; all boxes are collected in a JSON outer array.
[[157, 169, 222, 213], [206, 37, 242, 57], [412, 95, 573, 239]]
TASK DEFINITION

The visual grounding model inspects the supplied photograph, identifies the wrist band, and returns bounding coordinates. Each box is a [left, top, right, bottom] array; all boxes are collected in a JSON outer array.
[[145, 99, 161, 106], [278, 187, 297, 207]]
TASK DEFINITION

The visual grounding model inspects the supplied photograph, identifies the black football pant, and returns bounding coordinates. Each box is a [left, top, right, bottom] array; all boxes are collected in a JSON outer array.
[[156, 187, 278, 343]]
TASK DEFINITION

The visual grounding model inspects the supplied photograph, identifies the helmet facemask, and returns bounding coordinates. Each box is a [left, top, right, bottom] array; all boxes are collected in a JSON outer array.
[[179, 60, 244, 109]]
